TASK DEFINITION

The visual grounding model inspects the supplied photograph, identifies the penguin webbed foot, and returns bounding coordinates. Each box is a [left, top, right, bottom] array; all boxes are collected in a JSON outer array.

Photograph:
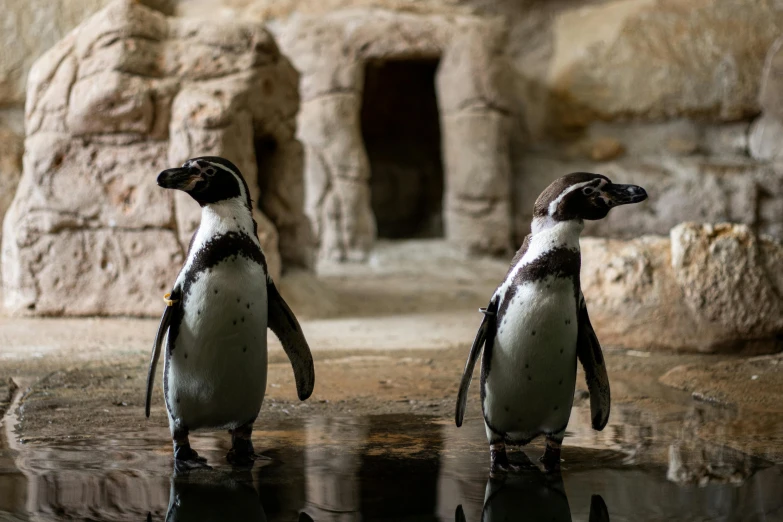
[[173, 445, 210, 472], [227, 423, 267, 466], [489, 442, 532, 475], [539, 437, 563, 473], [226, 448, 269, 466], [174, 458, 211, 472]]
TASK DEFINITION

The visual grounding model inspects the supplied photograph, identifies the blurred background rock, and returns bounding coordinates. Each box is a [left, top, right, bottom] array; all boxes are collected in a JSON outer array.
[[1, 0, 782, 354]]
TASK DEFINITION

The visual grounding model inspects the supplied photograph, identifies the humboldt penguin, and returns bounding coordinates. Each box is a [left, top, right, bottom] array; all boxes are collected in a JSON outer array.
[[145, 156, 315, 468], [455, 172, 647, 472], [455, 472, 611, 522]]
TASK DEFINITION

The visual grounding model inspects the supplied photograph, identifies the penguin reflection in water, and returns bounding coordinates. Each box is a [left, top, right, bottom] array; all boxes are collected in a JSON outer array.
[[158, 469, 316, 522], [146, 156, 315, 468], [456, 172, 648, 472], [455, 470, 611, 522]]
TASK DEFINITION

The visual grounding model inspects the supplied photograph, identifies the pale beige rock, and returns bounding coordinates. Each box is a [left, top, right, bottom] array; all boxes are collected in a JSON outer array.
[[671, 223, 783, 348], [760, 36, 783, 121], [0, 0, 175, 108], [2, 0, 308, 316], [68, 72, 155, 135], [577, 120, 750, 159], [548, 0, 783, 129], [0, 129, 23, 248], [588, 137, 625, 162], [702, 123, 750, 157], [1, 228, 183, 316], [581, 224, 783, 353], [0, 0, 106, 107], [749, 115, 783, 160], [278, 9, 512, 260], [442, 111, 511, 254]]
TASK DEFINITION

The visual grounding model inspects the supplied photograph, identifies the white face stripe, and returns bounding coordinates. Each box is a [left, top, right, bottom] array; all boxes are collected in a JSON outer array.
[[547, 179, 606, 217], [202, 160, 249, 206]]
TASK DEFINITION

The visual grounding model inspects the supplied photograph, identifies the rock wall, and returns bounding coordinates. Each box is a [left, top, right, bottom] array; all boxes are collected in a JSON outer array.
[[0, 1, 177, 256], [5, 0, 783, 264], [1, 0, 311, 316], [184, 0, 783, 254], [515, 143, 783, 243], [277, 10, 513, 260], [582, 223, 783, 354], [507, 0, 783, 243]]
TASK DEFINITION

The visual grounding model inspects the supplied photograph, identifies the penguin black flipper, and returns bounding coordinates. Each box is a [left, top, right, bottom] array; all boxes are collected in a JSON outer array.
[[266, 280, 315, 401], [589, 494, 611, 522], [455, 235, 530, 428], [456, 297, 498, 427], [576, 291, 611, 431], [146, 289, 180, 418]]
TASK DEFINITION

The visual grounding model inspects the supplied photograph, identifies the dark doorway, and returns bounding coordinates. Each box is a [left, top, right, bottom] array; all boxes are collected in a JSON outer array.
[[361, 59, 444, 239], [254, 135, 278, 204]]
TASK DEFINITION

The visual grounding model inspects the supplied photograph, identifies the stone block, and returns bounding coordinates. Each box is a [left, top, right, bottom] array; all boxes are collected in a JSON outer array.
[[581, 223, 783, 353]]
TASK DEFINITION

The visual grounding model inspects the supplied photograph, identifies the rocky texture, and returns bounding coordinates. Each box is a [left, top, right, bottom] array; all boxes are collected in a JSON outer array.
[[759, 35, 783, 121], [581, 223, 783, 354], [1, 0, 311, 316], [0, 129, 23, 247], [751, 36, 783, 161], [662, 354, 783, 411], [0, 0, 177, 108], [546, 0, 783, 132], [515, 154, 783, 243], [749, 115, 783, 160], [277, 10, 513, 260]]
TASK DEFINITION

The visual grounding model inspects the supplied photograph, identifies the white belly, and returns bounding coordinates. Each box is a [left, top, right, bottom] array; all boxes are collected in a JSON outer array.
[[483, 276, 579, 442], [166, 257, 268, 430]]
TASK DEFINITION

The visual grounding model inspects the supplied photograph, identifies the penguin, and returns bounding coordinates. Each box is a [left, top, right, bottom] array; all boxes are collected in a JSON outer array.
[[145, 156, 315, 468], [455, 172, 647, 473], [162, 468, 267, 522], [455, 471, 611, 522], [156, 467, 315, 522]]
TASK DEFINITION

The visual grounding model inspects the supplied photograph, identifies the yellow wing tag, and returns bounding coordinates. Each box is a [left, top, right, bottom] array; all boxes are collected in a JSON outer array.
[[163, 293, 179, 307]]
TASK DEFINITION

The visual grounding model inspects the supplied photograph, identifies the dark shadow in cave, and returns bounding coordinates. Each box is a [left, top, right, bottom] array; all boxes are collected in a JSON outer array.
[[361, 59, 444, 239]]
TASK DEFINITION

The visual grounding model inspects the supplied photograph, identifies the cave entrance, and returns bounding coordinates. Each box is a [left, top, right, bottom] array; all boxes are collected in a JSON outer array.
[[361, 58, 444, 239], [254, 135, 278, 206]]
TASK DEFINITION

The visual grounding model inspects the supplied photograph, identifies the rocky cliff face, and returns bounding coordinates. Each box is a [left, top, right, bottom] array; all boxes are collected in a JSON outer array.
[[582, 223, 783, 354], [1, 0, 310, 316], [3, 0, 783, 335]]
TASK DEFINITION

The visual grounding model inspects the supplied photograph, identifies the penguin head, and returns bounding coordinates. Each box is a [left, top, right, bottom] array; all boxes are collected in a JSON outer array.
[[157, 156, 252, 209], [533, 172, 647, 224]]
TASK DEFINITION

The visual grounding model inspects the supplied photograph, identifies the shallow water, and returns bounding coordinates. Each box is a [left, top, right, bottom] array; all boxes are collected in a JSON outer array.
[[1, 406, 783, 522]]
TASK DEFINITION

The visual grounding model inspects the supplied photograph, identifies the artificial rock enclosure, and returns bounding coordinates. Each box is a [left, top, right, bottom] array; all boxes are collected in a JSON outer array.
[[0, 0, 782, 353]]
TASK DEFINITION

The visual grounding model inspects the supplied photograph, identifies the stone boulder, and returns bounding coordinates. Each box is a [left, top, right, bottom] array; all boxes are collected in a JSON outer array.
[[0, 0, 176, 108], [582, 223, 783, 353], [2, 0, 311, 316], [546, 0, 783, 132]]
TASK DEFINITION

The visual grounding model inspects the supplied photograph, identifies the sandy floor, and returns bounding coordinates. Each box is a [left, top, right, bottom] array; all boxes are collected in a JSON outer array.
[[1, 240, 782, 464]]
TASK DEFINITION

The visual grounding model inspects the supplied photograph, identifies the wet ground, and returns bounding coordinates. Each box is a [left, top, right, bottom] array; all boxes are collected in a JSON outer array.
[[2, 406, 783, 521], [1, 241, 782, 521]]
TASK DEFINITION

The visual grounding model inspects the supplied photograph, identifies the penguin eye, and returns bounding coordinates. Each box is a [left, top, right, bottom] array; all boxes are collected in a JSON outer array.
[[582, 187, 594, 195], [203, 167, 216, 177]]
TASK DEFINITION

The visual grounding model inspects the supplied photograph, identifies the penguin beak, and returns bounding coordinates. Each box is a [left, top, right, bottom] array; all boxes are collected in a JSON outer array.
[[600, 183, 648, 206], [157, 167, 203, 191]]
